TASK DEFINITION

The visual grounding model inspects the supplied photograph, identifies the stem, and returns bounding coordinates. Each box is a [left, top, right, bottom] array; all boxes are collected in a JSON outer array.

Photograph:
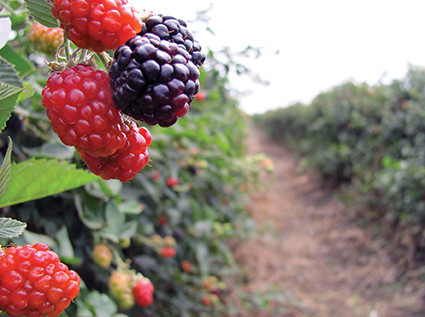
[[77, 49, 88, 64], [0, 0, 16, 17], [63, 36, 71, 60], [96, 52, 111, 70]]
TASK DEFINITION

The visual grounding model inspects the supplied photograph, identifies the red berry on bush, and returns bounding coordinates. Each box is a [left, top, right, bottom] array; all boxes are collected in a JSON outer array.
[[181, 260, 192, 273], [159, 246, 176, 258], [194, 91, 206, 101], [80, 122, 150, 182], [28, 21, 64, 56], [166, 177, 179, 188], [42, 64, 127, 158], [51, 0, 142, 52], [132, 278, 154, 307], [0, 243, 80, 317], [157, 216, 167, 226]]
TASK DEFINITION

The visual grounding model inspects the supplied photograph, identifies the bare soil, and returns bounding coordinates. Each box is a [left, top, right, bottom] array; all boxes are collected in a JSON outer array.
[[229, 122, 425, 317]]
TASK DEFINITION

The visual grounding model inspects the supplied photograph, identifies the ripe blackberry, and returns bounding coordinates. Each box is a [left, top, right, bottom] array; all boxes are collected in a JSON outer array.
[[52, 0, 142, 52], [42, 64, 127, 157], [139, 14, 206, 67], [0, 243, 80, 317], [80, 122, 150, 182], [109, 33, 200, 127]]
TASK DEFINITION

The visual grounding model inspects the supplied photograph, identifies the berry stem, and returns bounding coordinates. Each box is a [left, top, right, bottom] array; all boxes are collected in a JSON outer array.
[[0, 0, 17, 17], [77, 49, 88, 64], [63, 35, 71, 60], [96, 52, 111, 70]]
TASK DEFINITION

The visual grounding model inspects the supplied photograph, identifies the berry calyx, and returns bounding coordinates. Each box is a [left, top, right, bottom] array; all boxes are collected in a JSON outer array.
[[80, 122, 150, 182], [42, 64, 127, 158], [132, 278, 154, 307], [52, 0, 142, 52], [28, 21, 63, 56], [0, 243, 81, 317]]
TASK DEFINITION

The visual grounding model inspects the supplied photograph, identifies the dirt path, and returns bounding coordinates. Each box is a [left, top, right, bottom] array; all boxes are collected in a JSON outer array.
[[230, 122, 425, 317]]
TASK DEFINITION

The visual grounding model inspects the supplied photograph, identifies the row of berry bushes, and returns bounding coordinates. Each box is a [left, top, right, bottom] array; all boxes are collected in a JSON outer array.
[[0, 0, 263, 316], [254, 65, 425, 266]]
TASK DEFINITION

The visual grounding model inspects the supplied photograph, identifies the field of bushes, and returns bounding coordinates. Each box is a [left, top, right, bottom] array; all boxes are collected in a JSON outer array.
[[255, 65, 425, 268], [0, 1, 267, 316]]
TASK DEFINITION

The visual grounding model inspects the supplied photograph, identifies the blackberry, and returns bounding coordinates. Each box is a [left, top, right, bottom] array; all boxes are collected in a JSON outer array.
[[140, 14, 206, 67], [109, 34, 200, 127]]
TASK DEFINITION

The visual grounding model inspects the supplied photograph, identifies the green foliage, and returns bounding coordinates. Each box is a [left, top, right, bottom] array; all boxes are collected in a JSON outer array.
[[0, 158, 99, 208], [0, 217, 26, 238], [24, 0, 58, 28], [255, 65, 425, 227], [0, 3, 262, 316]]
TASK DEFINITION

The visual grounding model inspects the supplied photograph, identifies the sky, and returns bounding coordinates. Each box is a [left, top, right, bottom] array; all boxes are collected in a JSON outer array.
[[85, 1, 425, 114]]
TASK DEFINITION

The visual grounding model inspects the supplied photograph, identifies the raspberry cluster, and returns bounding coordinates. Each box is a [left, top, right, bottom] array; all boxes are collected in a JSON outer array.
[[109, 271, 154, 309], [42, 64, 127, 158], [109, 33, 200, 127], [0, 243, 80, 317], [80, 122, 151, 182], [28, 22, 64, 56], [42, 64, 151, 181], [132, 278, 154, 307], [52, 0, 142, 52]]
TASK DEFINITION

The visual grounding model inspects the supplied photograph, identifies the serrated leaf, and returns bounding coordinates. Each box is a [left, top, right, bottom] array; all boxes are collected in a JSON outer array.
[[0, 44, 34, 77], [0, 158, 99, 208], [0, 57, 23, 88], [0, 137, 12, 200], [0, 83, 23, 131], [0, 217, 26, 239], [25, 0, 58, 28]]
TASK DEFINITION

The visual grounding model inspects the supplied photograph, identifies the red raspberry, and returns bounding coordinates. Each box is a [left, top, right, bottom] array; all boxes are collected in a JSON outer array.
[[42, 64, 127, 157], [80, 122, 150, 182], [132, 278, 154, 307], [0, 243, 80, 317], [181, 260, 192, 273], [159, 247, 176, 258], [166, 177, 179, 188], [28, 21, 64, 56], [52, 0, 142, 52]]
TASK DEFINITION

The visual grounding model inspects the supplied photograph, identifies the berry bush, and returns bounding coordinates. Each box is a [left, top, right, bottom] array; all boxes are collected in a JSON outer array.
[[0, 0, 262, 316], [254, 65, 425, 268]]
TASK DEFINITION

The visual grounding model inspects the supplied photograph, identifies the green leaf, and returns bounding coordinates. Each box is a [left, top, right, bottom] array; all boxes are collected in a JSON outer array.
[[0, 217, 26, 239], [0, 158, 99, 208], [0, 57, 24, 131], [56, 226, 74, 258], [118, 200, 144, 215], [25, 0, 58, 28], [74, 194, 105, 229], [0, 137, 12, 200], [0, 44, 34, 77], [22, 230, 57, 248], [0, 56, 23, 88], [85, 291, 118, 317], [0, 83, 23, 131]]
